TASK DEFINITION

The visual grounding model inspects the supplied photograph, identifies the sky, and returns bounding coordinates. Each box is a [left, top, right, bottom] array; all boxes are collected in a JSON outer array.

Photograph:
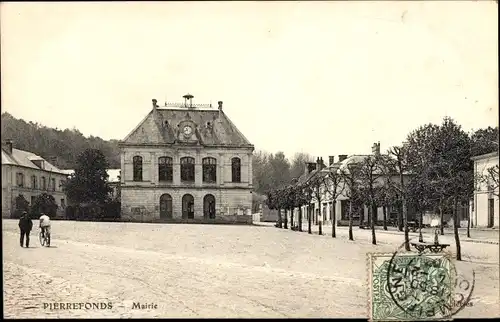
[[1, 1, 498, 161]]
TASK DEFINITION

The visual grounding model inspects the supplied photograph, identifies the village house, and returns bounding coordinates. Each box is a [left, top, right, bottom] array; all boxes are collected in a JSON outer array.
[[471, 151, 499, 228], [118, 94, 254, 223], [287, 143, 416, 228], [1, 140, 68, 218]]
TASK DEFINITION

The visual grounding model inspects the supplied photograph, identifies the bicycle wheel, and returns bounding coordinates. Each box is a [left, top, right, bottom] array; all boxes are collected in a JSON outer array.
[[39, 231, 46, 247], [46, 233, 51, 247]]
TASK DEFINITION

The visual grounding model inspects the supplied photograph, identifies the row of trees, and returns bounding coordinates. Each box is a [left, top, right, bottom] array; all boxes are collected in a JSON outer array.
[[266, 118, 498, 260]]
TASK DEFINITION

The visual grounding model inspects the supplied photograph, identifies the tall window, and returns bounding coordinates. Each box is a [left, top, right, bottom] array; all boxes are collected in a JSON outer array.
[[202, 157, 217, 183], [31, 175, 38, 189], [16, 172, 25, 187], [158, 157, 173, 182], [133, 156, 143, 181], [231, 157, 241, 183], [180, 157, 195, 182], [41, 176, 47, 190], [51, 178, 56, 191], [61, 198, 66, 209]]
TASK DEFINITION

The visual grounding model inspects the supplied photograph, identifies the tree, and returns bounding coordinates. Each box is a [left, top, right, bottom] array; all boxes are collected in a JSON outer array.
[[470, 126, 499, 157], [340, 162, 363, 241], [387, 145, 411, 251], [31, 193, 58, 218], [406, 117, 473, 260], [12, 194, 30, 219], [323, 165, 345, 238], [358, 155, 386, 245], [63, 148, 113, 205], [289, 152, 314, 181]]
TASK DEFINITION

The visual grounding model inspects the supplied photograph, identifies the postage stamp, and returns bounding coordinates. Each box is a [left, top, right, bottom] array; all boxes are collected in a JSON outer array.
[[368, 251, 475, 321]]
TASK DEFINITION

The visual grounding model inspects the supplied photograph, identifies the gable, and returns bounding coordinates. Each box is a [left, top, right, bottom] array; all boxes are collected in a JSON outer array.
[[122, 108, 253, 147]]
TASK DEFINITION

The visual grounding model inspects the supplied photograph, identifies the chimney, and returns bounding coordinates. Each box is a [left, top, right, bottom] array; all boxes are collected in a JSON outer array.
[[338, 154, 348, 162], [372, 142, 381, 156], [218, 101, 223, 110], [329, 156, 335, 166], [3, 139, 13, 155], [320, 157, 326, 169], [152, 98, 158, 110]]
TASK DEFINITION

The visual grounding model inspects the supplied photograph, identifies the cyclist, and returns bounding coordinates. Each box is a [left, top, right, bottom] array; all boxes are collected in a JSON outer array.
[[39, 213, 51, 245]]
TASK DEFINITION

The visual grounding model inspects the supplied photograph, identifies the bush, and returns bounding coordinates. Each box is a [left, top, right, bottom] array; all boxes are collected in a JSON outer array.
[[30, 193, 58, 218], [11, 194, 30, 219], [68, 201, 121, 222]]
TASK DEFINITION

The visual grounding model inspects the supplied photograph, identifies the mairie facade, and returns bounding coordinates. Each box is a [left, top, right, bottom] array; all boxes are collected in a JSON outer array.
[[119, 95, 254, 223]]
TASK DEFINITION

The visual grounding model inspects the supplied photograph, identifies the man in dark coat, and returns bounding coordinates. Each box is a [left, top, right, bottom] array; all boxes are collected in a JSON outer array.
[[18, 211, 33, 248]]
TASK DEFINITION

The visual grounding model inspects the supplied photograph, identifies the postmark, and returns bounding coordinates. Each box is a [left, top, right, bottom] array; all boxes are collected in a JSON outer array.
[[368, 242, 475, 321]]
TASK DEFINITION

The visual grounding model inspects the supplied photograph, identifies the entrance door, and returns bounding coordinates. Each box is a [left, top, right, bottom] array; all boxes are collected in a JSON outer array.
[[182, 194, 194, 219], [160, 194, 172, 219], [488, 198, 494, 228], [203, 194, 216, 219]]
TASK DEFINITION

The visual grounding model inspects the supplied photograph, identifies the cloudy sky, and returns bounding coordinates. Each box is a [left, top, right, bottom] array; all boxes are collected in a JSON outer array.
[[1, 1, 498, 160]]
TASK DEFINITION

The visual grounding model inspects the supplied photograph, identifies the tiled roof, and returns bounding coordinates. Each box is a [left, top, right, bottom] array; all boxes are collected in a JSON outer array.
[[121, 108, 253, 147], [1, 148, 66, 174], [61, 169, 121, 183]]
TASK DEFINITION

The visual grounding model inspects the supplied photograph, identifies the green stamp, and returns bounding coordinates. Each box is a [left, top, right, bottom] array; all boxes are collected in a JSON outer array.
[[368, 252, 464, 321]]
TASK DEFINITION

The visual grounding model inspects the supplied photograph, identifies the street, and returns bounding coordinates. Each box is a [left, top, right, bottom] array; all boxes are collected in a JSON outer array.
[[3, 220, 499, 318]]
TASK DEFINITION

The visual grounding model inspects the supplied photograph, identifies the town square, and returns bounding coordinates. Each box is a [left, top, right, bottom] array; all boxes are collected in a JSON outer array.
[[2, 1, 499, 319]]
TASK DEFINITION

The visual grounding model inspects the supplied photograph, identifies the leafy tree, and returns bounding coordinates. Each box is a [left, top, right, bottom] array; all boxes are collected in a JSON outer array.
[[289, 152, 314, 180], [1, 112, 120, 169], [12, 194, 30, 219], [470, 126, 499, 157], [63, 149, 113, 204], [406, 117, 473, 260], [30, 193, 58, 218]]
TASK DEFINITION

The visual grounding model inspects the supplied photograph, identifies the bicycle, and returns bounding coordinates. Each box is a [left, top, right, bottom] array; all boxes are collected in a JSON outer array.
[[39, 228, 51, 247]]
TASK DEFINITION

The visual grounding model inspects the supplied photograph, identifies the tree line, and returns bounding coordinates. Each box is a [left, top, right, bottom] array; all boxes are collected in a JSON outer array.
[[264, 117, 498, 261], [1, 112, 120, 169]]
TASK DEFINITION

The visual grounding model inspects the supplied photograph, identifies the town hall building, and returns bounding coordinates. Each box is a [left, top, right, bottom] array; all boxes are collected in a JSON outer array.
[[119, 94, 254, 223]]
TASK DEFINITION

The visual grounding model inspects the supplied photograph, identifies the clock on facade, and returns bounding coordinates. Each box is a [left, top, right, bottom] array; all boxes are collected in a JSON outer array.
[[183, 125, 193, 137]]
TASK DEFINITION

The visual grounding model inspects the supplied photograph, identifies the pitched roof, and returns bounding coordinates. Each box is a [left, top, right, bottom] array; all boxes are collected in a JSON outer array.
[[471, 151, 499, 161], [1, 148, 66, 174], [121, 107, 253, 148], [61, 169, 121, 183]]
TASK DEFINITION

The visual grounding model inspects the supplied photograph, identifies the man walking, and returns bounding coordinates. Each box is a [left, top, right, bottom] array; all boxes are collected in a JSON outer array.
[[18, 211, 33, 248]]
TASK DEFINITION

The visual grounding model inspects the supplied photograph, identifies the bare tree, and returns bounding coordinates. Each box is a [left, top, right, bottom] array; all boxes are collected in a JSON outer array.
[[340, 163, 362, 241], [323, 165, 345, 238], [357, 155, 386, 245], [387, 145, 411, 251]]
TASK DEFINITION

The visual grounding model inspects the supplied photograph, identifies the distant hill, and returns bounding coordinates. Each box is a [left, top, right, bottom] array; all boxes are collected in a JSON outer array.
[[1, 112, 120, 169]]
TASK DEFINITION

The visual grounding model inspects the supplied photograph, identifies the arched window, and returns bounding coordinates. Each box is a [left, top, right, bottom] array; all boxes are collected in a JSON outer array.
[[180, 157, 195, 182], [31, 175, 38, 189], [51, 178, 56, 191], [41, 176, 47, 190], [231, 157, 241, 183], [158, 157, 173, 182], [202, 157, 217, 183], [133, 156, 143, 181]]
